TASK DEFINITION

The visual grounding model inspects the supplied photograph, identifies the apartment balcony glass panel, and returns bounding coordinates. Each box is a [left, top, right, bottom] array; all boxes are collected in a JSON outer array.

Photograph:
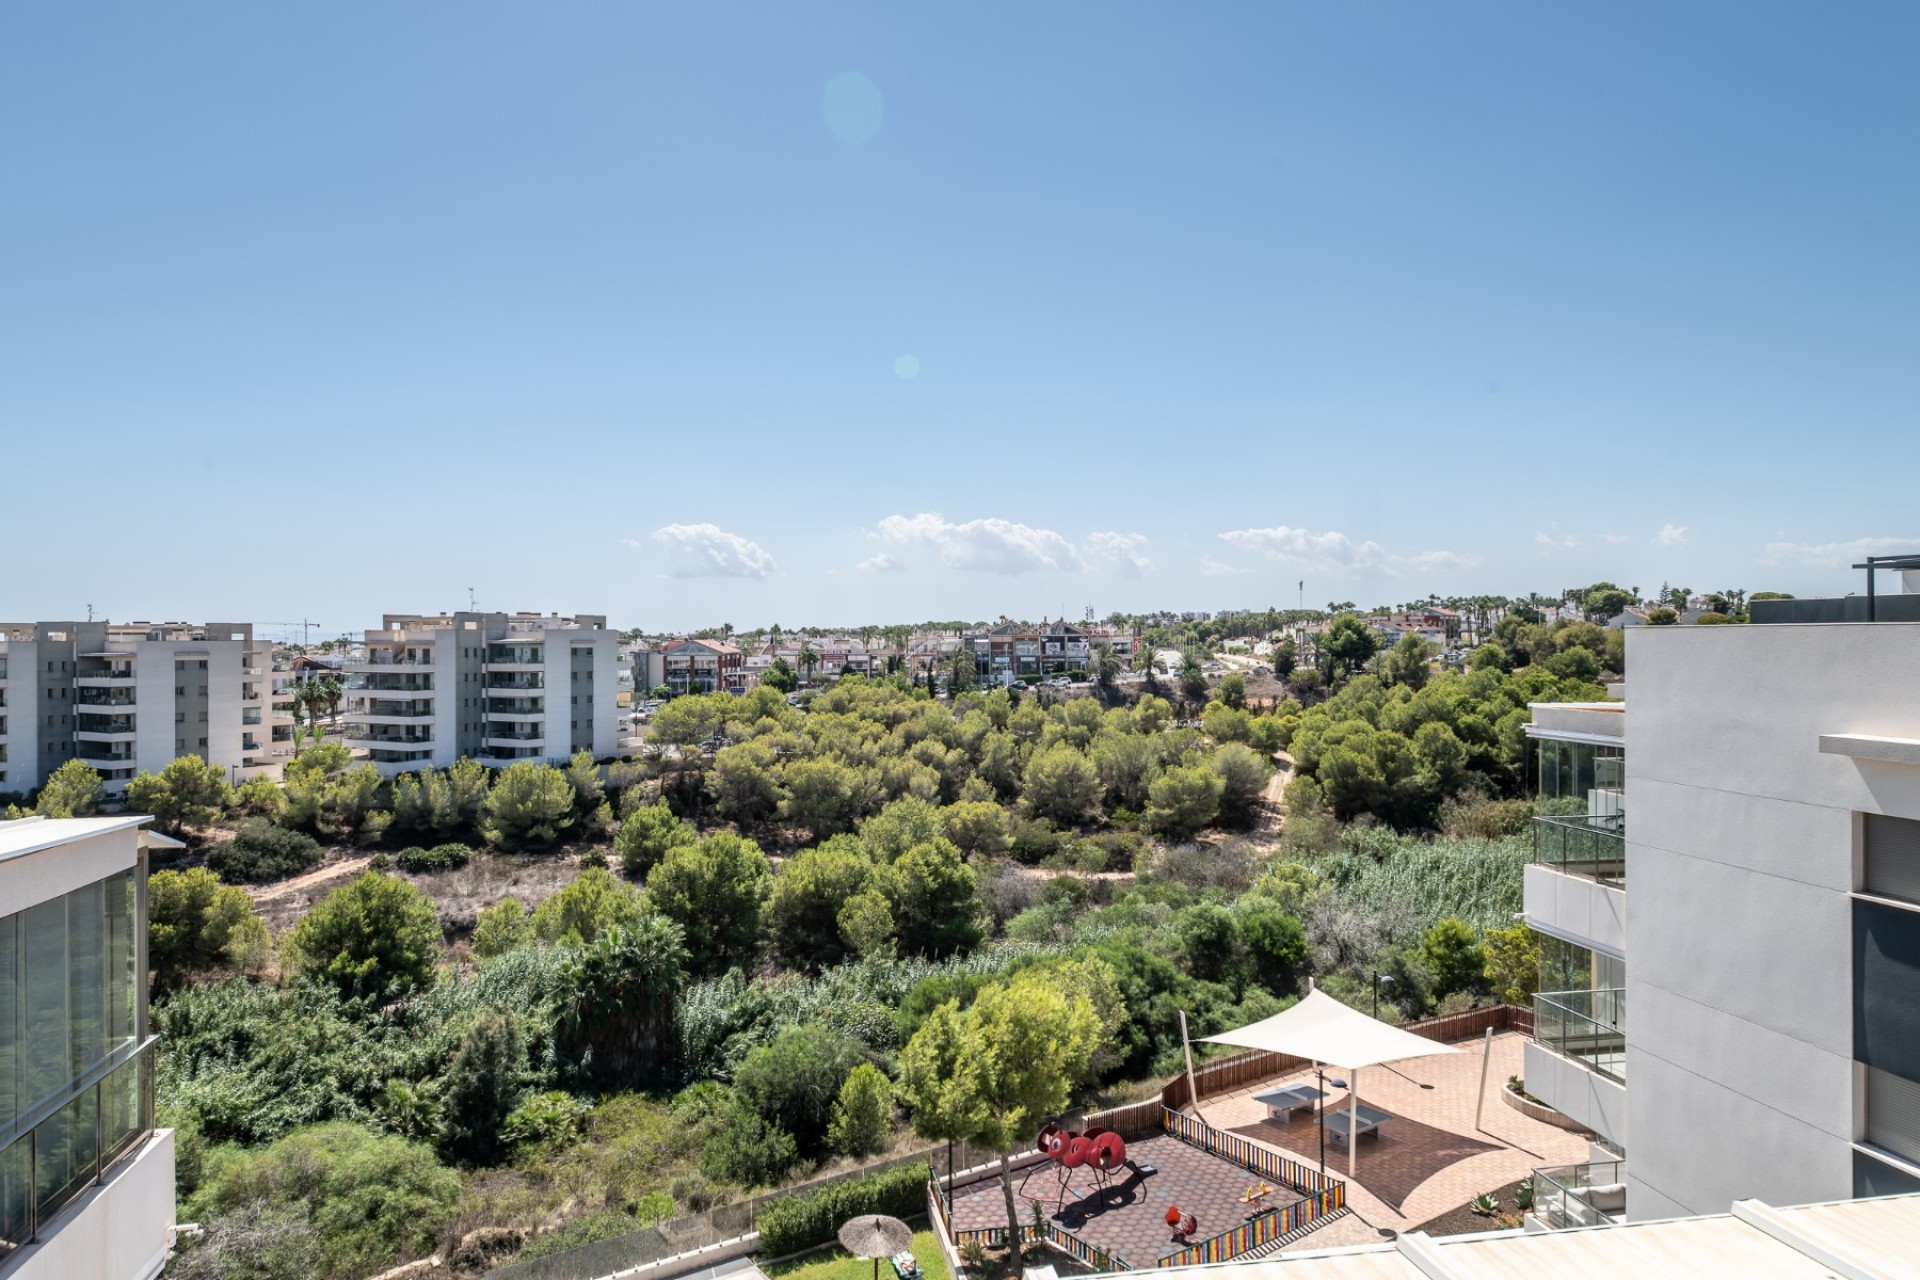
[[486, 698, 544, 716], [345, 675, 433, 693], [1534, 988, 1627, 1083], [75, 717, 137, 738], [1533, 813, 1626, 885], [488, 646, 544, 665], [1533, 1159, 1628, 1229], [1534, 739, 1625, 822], [74, 688, 136, 708], [487, 674, 544, 691], [0, 870, 150, 1251], [350, 700, 435, 719], [241, 709, 263, 726]]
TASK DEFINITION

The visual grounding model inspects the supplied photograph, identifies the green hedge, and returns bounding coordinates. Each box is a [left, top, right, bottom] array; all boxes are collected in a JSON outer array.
[[756, 1161, 929, 1258], [395, 843, 472, 873]]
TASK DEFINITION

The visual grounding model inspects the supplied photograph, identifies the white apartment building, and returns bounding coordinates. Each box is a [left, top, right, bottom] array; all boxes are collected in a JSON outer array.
[[344, 612, 620, 775], [0, 815, 176, 1280], [1521, 573, 1920, 1226], [0, 622, 284, 799]]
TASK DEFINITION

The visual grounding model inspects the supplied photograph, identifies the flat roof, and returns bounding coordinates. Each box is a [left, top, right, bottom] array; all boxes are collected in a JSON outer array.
[[0, 815, 150, 863], [1144, 1192, 1920, 1280]]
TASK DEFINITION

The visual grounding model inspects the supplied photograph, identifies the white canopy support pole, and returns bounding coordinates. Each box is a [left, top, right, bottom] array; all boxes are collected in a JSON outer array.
[[1179, 1009, 1200, 1118], [1349, 1067, 1359, 1179], [1474, 1026, 1493, 1133]]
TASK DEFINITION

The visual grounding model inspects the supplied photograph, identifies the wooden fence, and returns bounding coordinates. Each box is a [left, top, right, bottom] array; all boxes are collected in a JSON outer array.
[[1161, 1003, 1531, 1111]]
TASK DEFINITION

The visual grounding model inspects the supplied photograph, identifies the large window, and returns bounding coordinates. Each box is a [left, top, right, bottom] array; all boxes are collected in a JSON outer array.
[[0, 866, 148, 1253], [1533, 738, 1626, 823]]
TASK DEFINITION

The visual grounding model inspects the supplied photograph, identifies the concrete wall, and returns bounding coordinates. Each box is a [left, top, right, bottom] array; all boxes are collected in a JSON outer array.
[[8, 1129, 175, 1280], [1525, 865, 1627, 958], [1525, 1041, 1627, 1149], [1624, 622, 1920, 1219]]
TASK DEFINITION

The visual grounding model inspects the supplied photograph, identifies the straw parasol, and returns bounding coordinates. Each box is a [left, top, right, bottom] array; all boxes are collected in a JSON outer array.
[[838, 1214, 914, 1280]]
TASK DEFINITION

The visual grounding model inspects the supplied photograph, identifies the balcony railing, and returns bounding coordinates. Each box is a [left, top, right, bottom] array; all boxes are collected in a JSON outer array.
[[1532, 813, 1626, 886], [359, 654, 433, 667], [0, 1038, 156, 1254], [1532, 1159, 1627, 1229], [75, 690, 136, 707], [487, 675, 544, 691], [345, 676, 433, 692], [1534, 988, 1627, 1083]]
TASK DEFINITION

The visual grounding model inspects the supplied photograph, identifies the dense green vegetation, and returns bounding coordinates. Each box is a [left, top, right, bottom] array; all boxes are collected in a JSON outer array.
[[130, 672, 1569, 1276]]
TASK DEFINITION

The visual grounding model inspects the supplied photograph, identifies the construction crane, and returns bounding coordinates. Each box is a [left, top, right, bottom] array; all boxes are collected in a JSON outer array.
[[263, 620, 321, 646]]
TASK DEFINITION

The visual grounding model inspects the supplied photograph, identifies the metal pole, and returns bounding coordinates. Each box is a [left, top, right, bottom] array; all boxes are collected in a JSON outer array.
[[1179, 1009, 1200, 1117], [1316, 1066, 1326, 1176], [1348, 1068, 1359, 1179], [1474, 1026, 1494, 1132]]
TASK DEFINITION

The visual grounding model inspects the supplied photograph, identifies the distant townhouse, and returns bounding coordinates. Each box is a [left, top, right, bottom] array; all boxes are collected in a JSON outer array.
[[0, 620, 285, 798], [656, 637, 747, 695], [343, 611, 620, 775]]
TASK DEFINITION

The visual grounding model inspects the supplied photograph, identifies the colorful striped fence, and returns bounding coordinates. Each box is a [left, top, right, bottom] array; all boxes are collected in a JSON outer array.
[[1154, 1106, 1346, 1266], [1159, 1107, 1343, 1201], [946, 1215, 1137, 1272]]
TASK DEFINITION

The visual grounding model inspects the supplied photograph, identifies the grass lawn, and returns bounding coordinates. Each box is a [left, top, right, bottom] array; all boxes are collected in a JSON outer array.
[[766, 1226, 952, 1280]]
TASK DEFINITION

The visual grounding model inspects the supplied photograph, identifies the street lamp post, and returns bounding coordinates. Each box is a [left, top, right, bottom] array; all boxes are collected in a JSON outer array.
[[1372, 972, 1395, 1020]]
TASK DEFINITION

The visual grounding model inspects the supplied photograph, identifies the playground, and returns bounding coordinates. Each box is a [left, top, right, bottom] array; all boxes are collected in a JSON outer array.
[[947, 1132, 1309, 1267]]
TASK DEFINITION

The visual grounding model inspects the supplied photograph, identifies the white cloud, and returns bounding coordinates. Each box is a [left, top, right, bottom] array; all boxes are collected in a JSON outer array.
[[1217, 525, 1475, 576], [642, 523, 779, 579], [1601, 531, 1631, 545], [1758, 536, 1917, 568], [1654, 523, 1688, 547], [875, 513, 1084, 574], [1534, 531, 1582, 558], [1086, 531, 1153, 579], [1200, 557, 1251, 577], [857, 553, 905, 573]]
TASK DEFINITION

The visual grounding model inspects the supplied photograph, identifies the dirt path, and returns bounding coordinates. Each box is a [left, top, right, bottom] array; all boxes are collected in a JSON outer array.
[[1249, 750, 1295, 850], [248, 853, 376, 928]]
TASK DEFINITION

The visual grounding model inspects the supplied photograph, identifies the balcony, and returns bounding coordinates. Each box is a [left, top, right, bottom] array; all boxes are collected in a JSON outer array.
[[348, 728, 435, 746], [349, 652, 434, 669], [348, 699, 436, 721], [486, 674, 544, 691], [77, 745, 137, 764], [488, 646, 545, 668], [486, 733, 545, 749], [0, 1039, 157, 1255], [1532, 1159, 1627, 1230], [1534, 988, 1626, 1084], [1533, 813, 1626, 885], [74, 670, 136, 686], [76, 688, 137, 707], [486, 698, 544, 716], [76, 718, 138, 740], [345, 674, 434, 693]]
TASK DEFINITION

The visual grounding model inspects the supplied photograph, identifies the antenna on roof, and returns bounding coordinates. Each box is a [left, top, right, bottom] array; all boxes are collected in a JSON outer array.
[[468, 587, 478, 611], [86, 603, 94, 622]]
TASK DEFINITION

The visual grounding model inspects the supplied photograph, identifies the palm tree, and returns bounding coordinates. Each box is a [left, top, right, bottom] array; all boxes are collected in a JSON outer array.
[[1090, 642, 1123, 691], [317, 675, 344, 721], [1179, 648, 1209, 702], [798, 641, 820, 686]]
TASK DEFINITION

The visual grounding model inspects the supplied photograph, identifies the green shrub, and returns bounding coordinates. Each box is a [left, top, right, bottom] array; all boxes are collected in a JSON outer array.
[[206, 820, 323, 884], [501, 1090, 591, 1151], [396, 843, 472, 873], [755, 1161, 928, 1257], [699, 1101, 800, 1188], [185, 1120, 460, 1280]]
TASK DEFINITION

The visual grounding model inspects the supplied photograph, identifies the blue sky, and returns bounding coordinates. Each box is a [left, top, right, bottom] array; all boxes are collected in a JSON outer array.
[[4, 3, 1916, 635]]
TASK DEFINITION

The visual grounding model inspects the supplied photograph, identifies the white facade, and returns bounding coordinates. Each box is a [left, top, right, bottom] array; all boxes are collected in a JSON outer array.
[[344, 612, 621, 776], [0, 815, 174, 1280], [1520, 618, 1920, 1227], [0, 621, 279, 798]]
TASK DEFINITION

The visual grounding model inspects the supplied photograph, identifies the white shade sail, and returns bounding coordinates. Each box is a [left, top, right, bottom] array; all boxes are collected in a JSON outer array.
[[1199, 988, 1461, 1070]]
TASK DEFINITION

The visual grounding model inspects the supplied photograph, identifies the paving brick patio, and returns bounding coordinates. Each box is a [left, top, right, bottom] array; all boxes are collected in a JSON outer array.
[[1199, 1030, 1594, 1239], [948, 1134, 1304, 1267]]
